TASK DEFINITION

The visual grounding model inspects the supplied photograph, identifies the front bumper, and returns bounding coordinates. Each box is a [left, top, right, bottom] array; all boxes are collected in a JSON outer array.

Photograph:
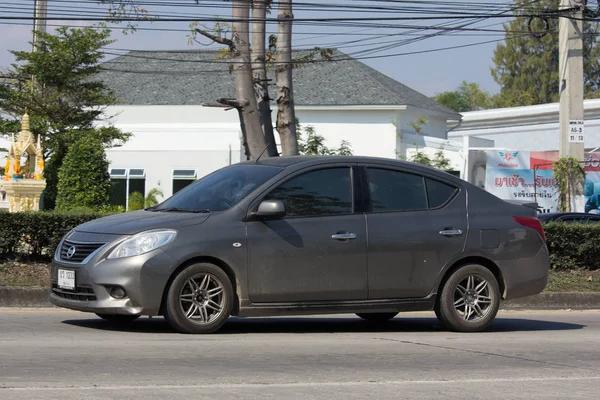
[[50, 244, 179, 316]]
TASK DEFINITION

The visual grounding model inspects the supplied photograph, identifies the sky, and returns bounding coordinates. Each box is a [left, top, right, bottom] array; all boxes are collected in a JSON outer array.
[[0, 0, 523, 97]]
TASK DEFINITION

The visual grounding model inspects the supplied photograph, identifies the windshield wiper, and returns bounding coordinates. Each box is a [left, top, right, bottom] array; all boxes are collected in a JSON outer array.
[[152, 207, 211, 213]]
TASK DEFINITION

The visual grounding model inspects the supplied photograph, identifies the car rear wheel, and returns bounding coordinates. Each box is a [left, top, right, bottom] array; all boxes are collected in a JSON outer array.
[[95, 314, 140, 323], [164, 263, 233, 334], [436, 265, 500, 332], [356, 312, 398, 322]]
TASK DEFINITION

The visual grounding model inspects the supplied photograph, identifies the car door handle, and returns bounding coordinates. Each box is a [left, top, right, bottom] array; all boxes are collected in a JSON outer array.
[[439, 229, 463, 237], [332, 233, 357, 240]]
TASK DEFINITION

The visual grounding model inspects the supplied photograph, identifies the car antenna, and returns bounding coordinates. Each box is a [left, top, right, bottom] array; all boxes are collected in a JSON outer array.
[[255, 144, 271, 164]]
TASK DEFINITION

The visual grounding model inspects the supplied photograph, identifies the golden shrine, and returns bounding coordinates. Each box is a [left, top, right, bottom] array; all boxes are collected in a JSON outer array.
[[1, 114, 46, 212]]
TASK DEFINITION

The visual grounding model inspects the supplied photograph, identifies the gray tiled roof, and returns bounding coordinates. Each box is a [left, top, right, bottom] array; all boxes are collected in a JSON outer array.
[[96, 49, 458, 115]]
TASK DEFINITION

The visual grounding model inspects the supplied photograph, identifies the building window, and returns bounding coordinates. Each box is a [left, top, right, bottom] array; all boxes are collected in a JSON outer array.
[[173, 169, 197, 195], [109, 168, 146, 210]]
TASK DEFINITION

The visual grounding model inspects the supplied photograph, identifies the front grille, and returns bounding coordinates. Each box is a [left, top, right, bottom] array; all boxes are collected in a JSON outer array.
[[60, 240, 105, 263], [51, 283, 97, 301]]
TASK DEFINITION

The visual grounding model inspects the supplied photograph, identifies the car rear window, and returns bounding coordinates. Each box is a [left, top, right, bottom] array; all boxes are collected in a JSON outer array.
[[426, 178, 459, 209], [366, 168, 427, 212]]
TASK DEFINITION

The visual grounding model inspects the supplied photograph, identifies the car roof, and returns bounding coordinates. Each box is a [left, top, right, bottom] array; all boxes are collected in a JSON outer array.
[[238, 155, 458, 177]]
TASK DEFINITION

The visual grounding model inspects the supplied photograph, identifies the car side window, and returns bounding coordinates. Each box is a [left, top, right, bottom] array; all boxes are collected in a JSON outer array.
[[426, 178, 459, 208], [264, 167, 353, 217], [366, 168, 427, 212]]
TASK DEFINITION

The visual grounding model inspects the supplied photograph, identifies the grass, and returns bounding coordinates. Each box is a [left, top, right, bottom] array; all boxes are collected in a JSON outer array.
[[545, 269, 600, 292], [0, 261, 599, 292], [0, 261, 50, 287]]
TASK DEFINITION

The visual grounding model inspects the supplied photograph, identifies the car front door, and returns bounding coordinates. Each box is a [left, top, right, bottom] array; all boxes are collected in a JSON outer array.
[[362, 166, 467, 299], [246, 166, 368, 303]]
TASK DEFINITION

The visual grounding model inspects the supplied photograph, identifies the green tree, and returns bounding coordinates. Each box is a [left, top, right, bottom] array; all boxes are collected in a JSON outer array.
[[55, 135, 111, 211], [128, 192, 145, 211], [128, 188, 164, 211], [407, 149, 453, 172], [433, 81, 492, 112], [145, 188, 164, 207], [491, 0, 600, 107], [0, 26, 130, 209], [297, 125, 353, 156]]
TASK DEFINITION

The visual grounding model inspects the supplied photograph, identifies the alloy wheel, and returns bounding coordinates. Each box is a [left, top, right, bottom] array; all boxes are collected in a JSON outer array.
[[179, 273, 225, 324], [453, 274, 493, 322]]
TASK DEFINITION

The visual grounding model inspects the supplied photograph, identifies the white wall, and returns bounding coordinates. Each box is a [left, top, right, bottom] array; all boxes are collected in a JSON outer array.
[[449, 99, 600, 151], [2, 104, 456, 205], [295, 108, 400, 159], [101, 105, 415, 200]]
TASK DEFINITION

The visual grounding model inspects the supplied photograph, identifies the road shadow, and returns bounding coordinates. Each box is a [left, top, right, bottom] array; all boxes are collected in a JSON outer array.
[[60, 314, 586, 335]]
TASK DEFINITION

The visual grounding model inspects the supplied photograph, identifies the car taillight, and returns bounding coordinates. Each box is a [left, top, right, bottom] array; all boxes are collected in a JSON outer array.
[[513, 216, 546, 242]]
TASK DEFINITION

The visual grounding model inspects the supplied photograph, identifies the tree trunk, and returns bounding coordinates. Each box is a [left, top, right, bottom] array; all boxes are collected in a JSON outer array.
[[232, 0, 266, 159], [252, 0, 278, 157], [275, 0, 299, 156]]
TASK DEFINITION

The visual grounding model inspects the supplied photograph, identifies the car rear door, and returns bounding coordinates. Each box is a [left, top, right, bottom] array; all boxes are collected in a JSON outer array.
[[246, 165, 368, 303], [360, 165, 467, 299]]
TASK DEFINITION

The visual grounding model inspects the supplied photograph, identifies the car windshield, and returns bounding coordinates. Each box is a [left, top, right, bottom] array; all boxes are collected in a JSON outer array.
[[151, 165, 283, 212]]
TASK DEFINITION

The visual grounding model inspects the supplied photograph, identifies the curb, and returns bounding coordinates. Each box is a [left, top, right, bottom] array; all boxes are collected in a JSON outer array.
[[0, 287, 52, 308], [0, 287, 599, 310], [501, 292, 600, 310]]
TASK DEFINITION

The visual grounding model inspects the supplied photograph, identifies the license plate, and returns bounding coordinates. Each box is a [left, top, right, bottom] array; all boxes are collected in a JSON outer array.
[[58, 269, 75, 290]]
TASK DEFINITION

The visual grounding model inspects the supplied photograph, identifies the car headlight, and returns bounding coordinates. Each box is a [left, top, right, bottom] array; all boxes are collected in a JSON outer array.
[[107, 229, 177, 259]]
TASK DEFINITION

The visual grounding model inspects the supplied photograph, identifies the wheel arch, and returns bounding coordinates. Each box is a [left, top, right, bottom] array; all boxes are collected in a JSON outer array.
[[159, 256, 240, 316], [437, 256, 507, 302]]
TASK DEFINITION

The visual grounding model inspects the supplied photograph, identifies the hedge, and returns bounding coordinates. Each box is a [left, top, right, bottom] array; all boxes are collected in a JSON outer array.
[[0, 211, 108, 260], [1, 211, 599, 270], [543, 222, 600, 271]]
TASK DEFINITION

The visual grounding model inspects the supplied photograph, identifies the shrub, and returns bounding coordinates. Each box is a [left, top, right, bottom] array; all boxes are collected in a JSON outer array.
[[0, 210, 112, 260], [55, 135, 111, 211], [128, 192, 145, 211], [543, 222, 600, 270], [145, 188, 164, 208]]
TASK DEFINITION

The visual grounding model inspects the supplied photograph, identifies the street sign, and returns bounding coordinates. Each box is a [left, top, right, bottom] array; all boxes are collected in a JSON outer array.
[[569, 120, 584, 143]]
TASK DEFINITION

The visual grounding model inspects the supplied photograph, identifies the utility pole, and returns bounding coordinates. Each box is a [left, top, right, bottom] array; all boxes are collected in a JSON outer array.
[[558, 0, 585, 161], [32, 0, 47, 52]]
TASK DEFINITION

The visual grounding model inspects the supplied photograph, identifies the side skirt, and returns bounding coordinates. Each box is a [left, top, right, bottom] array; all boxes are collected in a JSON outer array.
[[237, 296, 437, 318]]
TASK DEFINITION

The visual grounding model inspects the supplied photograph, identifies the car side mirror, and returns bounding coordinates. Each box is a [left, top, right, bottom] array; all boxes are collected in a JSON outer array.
[[249, 200, 286, 221]]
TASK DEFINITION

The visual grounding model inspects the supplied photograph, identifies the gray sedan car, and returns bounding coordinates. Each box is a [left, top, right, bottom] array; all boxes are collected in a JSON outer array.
[[50, 156, 549, 333]]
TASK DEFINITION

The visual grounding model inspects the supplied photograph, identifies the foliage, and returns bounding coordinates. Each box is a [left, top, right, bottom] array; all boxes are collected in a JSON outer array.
[[491, 0, 600, 107], [553, 157, 585, 212], [145, 188, 164, 207], [409, 115, 428, 153], [407, 149, 453, 172], [55, 135, 111, 211], [128, 192, 145, 211], [297, 124, 353, 156], [0, 26, 130, 209], [128, 188, 164, 211], [433, 81, 492, 112], [544, 222, 600, 270], [0, 210, 115, 260]]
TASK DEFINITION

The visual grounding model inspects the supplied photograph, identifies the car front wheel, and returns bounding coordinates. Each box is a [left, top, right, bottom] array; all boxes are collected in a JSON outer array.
[[164, 263, 233, 334], [436, 265, 500, 332]]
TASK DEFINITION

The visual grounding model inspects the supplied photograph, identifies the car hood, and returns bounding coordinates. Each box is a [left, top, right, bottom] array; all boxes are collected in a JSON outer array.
[[74, 210, 212, 235]]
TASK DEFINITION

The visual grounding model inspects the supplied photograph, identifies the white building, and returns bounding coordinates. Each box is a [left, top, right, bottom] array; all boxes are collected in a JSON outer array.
[[447, 99, 600, 187], [93, 49, 461, 208]]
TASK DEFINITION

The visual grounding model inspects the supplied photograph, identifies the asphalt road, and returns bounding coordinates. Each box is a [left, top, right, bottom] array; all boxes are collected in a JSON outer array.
[[0, 310, 599, 399]]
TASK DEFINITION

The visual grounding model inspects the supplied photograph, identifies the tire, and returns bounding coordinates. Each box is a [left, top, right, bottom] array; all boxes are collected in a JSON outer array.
[[95, 314, 140, 323], [436, 264, 500, 332], [164, 263, 233, 334], [356, 312, 398, 322]]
